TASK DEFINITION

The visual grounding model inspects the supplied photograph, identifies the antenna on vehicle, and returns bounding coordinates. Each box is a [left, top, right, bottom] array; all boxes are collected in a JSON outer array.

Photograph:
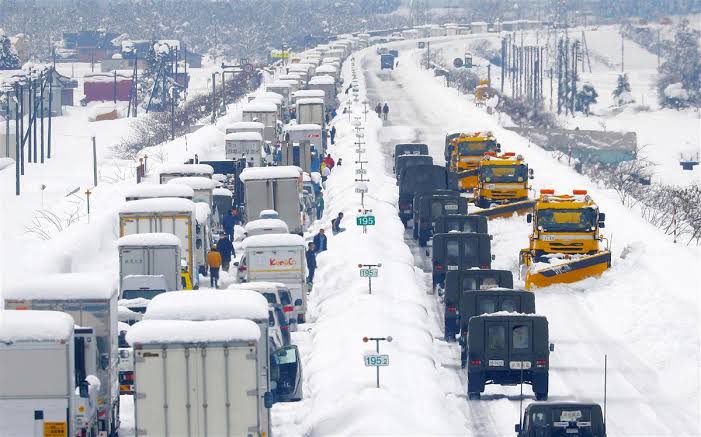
[[603, 354, 608, 427]]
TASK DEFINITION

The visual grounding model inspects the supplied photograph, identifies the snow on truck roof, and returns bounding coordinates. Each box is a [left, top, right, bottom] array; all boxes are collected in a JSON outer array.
[[309, 75, 335, 85], [226, 121, 265, 130], [293, 89, 325, 98], [315, 65, 337, 73], [119, 197, 196, 214], [239, 165, 302, 182], [3, 273, 117, 301], [242, 101, 277, 112], [242, 233, 305, 249], [0, 310, 74, 343], [117, 233, 181, 248], [285, 123, 321, 132], [167, 176, 217, 190], [143, 290, 269, 321], [123, 183, 194, 199], [297, 98, 324, 105], [254, 91, 284, 102], [126, 319, 260, 345], [225, 132, 263, 141], [213, 187, 233, 197], [267, 81, 292, 89], [244, 218, 289, 233], [159, 163, 214, 175]]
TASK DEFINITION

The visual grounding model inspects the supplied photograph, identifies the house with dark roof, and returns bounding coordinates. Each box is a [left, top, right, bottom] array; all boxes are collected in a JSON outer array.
[[60, 30, 119, 62]]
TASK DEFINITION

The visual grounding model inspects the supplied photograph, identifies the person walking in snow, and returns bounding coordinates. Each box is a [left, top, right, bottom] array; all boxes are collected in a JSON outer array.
[[306, 242, 317, 284], [222, 209, 237, 241], [323, 154, 335, 169], [375, 103, 382, 117], [382, 103, 389, 120], [316, 193, 325, 220], [330, 125, 337, 144], [206, 246, 222, 288], [322, 164, 331, 183], [216, 233, 234, 272], [313, 228, 328, 253]]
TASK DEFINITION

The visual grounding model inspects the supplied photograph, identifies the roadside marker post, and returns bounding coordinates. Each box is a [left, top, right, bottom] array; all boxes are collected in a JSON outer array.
[[363, 335, 393, 388], [358, 262, 381, 293]]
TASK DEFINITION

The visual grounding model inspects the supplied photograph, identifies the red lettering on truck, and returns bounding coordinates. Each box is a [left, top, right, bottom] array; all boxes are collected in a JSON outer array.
[[269, 257, 296, 266]]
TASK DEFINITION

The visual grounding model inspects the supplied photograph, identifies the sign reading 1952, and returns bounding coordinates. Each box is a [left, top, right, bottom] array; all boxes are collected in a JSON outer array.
[[356, 215, 376, 226]]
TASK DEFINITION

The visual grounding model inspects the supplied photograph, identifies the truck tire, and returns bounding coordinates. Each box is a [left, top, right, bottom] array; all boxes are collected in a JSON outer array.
[[467, 371, 484, 396]]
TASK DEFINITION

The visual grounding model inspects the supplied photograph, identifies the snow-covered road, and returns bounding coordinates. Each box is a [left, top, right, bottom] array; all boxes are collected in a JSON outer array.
[[361, 40, 700, 436]]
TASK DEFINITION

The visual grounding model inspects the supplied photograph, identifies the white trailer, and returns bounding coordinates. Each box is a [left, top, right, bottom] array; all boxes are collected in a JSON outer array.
[[242, 100, 279, 145], [284, 123, 323, 153], [225, 121, 265, 137], [314, 64, 338, 81], [265, 82, 293, 107], [244, 218, 289, 237], [118, 232, 182, 293], [127, 319, 266, 437], [123, 183, 194, 201], [308, 75, 337, 109], [119, 198, 200, 288], [158, 163, 214, 184], [4, 274, 120, 436], [296, 97, 325, 128], [240, 233, 308, 324], [291, 89, 324, 107], [167, 176, 216, 206], [225, 131, 263, 166], [239, 166, 304, 235]]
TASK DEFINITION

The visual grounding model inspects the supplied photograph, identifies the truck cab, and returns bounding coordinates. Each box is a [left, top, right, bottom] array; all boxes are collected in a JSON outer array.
[[467, 313, 553, 400], [395, 154, 433, 182], [431, 232, 493, 291], [398, 164, 448, 228], [394, 142, 429, 161], [447, 132, 500, 193], [380, 53, 395, 70], [412, 190, 468, 246], [476, 152, 532, 208], [443, 269, 514, 345], [515, 402, 606, 437], [433, 215, 488, 235]]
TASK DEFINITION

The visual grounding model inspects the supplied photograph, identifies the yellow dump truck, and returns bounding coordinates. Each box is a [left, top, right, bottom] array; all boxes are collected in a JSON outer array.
[[470, 152, 535, 219], [519, 189, 611, 289], [446, 131, 500, 193]]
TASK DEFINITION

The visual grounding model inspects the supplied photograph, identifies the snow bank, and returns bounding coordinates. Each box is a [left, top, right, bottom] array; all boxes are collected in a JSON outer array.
[[241, 233, 305, 249], [3, 272, 117, 301], [122, 183, 194, 200], [158, 163, 214, 176], [143, 289, 269, 321], [0, 157, 15, 171], [167, 176, 216, 191], [244, 219, 289, 234], [0, 310, 74, 342], [119, 197, 196, 214], [126, 319, 260, 345], [117, 233, 181, 248], [239, 165, 301, 181], [225, 131, 263, 141]]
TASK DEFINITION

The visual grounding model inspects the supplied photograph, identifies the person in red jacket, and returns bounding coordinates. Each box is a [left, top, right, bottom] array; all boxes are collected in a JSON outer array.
[[323, 154, 335, 170]]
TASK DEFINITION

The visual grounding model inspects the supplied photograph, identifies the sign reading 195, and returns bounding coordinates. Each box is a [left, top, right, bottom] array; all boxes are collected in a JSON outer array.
[[356, 215, 376, 226], [364, 354, 389, 367]]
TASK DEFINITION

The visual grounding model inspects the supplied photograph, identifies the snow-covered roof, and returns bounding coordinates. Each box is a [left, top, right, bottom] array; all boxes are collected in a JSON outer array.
[[288, 63, 313, 72], [226, 121, 264, 130], [239, 165, 301, 182], [302, 172, 312, 182], [260, 209, 278, 218], [213, 187, 233, 197], [323, 57, 341, 63], [310, 172, 321, 184], [167, 176, 217, 191], [297, 97, 324, 105], [315, 65, 337, 74], [242, 233, 305, 249], [117, 233, 181, 248], [266, 81, 292, 89], [227, 282, 287, 293], [123, 183, 194, 200], [118, 321, 131, 333], [143, 290, 269, 321], [3, 273, 117, 301], [244, 219, 289, 233], [195, 203, 211, 223], [159, 163, 214, 176], [284, 123, 321, 132], [293, 89, 325, 99], [225, 132, 263, 142], [242, 101, 277, 113], [0, 310, 74, 343], [126, 319, 260, 345], [279, 73, 302, 80], [254, 91, 284, 102], [309, 75, 335, 85], [119, 197, 196, 214]]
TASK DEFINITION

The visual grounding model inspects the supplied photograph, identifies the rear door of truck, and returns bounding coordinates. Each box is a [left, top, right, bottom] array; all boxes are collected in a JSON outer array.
[[150, 246, 179, 291], [274, 179, 302, 233]]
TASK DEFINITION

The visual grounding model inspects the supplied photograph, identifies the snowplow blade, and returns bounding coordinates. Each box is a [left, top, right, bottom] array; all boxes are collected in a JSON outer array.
[[525, 251, 611, 289], [469, 200, 536, 220]]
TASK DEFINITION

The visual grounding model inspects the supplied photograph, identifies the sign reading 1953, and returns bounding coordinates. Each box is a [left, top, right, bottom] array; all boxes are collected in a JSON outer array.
[[356, 215, 376, 226]]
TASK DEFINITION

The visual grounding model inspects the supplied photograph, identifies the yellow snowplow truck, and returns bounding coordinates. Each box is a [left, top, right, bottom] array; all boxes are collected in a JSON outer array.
[[446, 132, 500, 194], [519, 189, 611, 289], [469, 152, 535, 219]]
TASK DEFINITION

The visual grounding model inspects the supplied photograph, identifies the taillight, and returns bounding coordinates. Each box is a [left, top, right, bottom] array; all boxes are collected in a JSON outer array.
[[125, 372, 134, 382], [462, 331, 468, 336], [447, 307, 457, 313], [239, 265, 247, 272], [434, 264, 444, 271], [469, 359, 481, 366], [480, 264, 489, 269], [283, 306, 293, 313], [536, 359, 547, 368]]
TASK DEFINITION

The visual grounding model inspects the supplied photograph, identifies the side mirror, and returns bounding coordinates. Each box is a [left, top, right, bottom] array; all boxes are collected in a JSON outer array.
[[294, 299, 303, 306], [196, 238, 203, 250], [599, 222, 605, 228], [79, 380, 89, 398], [196, 224, 202, 234], [233, 261, 239, 267], [491, 254, 496, 261], [100, 353, 109, 370], [549, 343, 555, 352], [489, 235, 493, 240], [264, 391, 275, 409], [514, 424, 521, 433], [599, 212, 606, 221], [526, 213, 532, 223], [529, 175, 535, 180]]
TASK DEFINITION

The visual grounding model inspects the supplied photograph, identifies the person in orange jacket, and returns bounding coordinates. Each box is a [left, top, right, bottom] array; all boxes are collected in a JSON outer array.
[[207, 245, 222, 289]]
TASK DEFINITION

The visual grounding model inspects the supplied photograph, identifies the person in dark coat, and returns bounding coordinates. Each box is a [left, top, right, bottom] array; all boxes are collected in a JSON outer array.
[[382, 103, 389, 120], [330, 125, 337, 144], [216, 233, 234, 271], [331, 212, 345, 234], [375, 103, 382, 117], [306, 242, 317, 283], [313, 229, 327, 253], [222, 209, 237, 241]]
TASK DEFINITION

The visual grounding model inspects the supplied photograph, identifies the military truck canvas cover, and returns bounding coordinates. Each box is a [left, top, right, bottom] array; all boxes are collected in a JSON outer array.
[[445, 269, 513, 312], [395, 155, 433, 180], [432, 232, 492, 271], [399, 164, 448, 195], [414, 191, 468, 222], [394, 143, 429, 158], [459, 288, 535, 335]]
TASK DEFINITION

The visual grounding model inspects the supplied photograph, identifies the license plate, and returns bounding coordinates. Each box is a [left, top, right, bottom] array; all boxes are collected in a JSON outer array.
[[447, 265, 459, 270], [488, 359, 504, 367], [444, 204, 458, 211], [542, 235, 556, 241], [510, 361, 532, 369], [402, 209, 411, 213]]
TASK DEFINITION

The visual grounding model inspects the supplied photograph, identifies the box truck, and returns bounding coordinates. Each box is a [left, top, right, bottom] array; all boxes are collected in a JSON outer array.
[[118, 232, 182, 293], [239, 233, 308, 324], [0, 310, 101, 437], [158, 163, 214, 184], [296, 98, 325, 129], [242, 100, 279, 145], [239, 166, 304, 234], [119, 198, 200, 288], [4, 273, 121, 436], [308, 75, 337, 109], [225, 131, 264, 166]]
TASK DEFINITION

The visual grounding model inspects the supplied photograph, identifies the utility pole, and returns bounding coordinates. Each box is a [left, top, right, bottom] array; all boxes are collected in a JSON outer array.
[[48, 69, 53, 159], [500, 38, 506, 93], [15, 85, 20, 195], [40, 72, 45, 163], [211, 72, 217, 123]]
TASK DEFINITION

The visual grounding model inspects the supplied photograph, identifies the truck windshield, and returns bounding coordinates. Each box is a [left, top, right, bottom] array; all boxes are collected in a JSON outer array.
[[480, 164, 527, 183], [458, 140, 495, 156], [537, 208, 598, 232]]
